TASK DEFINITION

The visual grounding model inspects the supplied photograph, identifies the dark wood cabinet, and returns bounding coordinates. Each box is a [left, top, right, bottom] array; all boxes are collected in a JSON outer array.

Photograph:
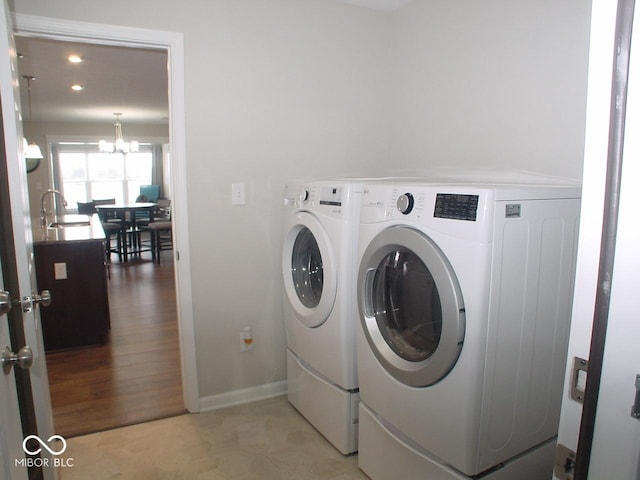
[[34, 238, 110, 351]]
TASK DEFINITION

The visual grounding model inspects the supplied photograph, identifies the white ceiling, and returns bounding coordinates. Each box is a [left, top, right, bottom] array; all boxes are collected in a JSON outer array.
[[14, 0, 412, 125], [15, 36, 169, 125]]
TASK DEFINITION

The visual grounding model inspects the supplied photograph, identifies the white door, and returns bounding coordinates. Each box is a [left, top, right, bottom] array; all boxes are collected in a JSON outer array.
[[586, 58, 640, 476], [0, 273, 28, 479], [555, 0, 640, 477], [0, 0, 55, 478]]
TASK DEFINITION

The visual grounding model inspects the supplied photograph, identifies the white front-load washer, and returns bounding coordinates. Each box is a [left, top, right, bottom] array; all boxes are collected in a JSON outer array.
[[282, 179, 363, 454], [356, 182, 580, 479]]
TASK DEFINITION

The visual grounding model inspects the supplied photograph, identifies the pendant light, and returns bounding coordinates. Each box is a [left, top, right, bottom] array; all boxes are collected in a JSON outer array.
[[99, 113, 139, 154], [22, 75, 44, 161]]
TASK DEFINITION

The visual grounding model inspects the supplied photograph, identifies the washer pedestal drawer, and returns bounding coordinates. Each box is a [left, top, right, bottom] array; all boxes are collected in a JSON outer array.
[[287, 349, 359, 455]]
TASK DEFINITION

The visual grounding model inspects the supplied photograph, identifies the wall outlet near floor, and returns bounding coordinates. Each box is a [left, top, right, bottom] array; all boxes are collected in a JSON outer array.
[[240, 326, 254, 351]]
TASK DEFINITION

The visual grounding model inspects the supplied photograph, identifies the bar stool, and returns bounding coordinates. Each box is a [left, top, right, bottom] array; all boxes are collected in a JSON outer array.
[[148, 200, 172, 264]]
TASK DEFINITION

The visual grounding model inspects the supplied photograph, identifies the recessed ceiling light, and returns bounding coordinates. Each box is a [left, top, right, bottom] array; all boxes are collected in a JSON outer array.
[[68, 55, 83, 63], [71, 84, 84, 91]]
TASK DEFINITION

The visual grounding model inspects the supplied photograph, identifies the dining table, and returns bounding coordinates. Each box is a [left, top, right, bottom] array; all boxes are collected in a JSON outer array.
[[95, 202, 157, 262]]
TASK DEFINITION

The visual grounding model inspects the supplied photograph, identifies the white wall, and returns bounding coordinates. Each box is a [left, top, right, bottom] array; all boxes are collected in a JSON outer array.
[[387, 0, 591, 180], [13, 0, 391, 402], [12, 0, 592, 405], [184, 2, 391, 400]]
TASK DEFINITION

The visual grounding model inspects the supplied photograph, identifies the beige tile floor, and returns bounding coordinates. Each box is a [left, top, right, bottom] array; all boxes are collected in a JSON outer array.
[[58, 395, 368, 479]]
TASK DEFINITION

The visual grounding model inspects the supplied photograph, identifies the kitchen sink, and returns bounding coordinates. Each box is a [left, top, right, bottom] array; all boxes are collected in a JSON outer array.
[[48, 220, 91, 228]]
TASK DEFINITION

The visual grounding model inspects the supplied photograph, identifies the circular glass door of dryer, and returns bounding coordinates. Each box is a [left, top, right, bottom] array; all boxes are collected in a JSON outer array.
[[358, 226, 465, 387], [282, 211, 337, 328]]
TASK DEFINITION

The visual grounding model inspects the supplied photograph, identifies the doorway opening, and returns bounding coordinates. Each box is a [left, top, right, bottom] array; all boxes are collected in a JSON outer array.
[[13, 14, 198, 437], [47, 256, 184, 437]]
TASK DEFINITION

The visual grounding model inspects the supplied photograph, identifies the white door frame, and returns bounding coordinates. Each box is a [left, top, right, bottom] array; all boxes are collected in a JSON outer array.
[[12, 13, 200, 412], [555, 0, 640, 477]]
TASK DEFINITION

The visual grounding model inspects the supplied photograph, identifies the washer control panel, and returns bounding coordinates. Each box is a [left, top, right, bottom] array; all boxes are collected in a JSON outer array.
[[284, 183, 350, 219], [396, 193, 415, 215], [319, 186, 343, 207]]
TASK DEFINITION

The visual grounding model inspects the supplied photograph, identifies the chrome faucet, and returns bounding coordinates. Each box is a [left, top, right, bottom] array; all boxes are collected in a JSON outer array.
[[40, 189, 67, 228]]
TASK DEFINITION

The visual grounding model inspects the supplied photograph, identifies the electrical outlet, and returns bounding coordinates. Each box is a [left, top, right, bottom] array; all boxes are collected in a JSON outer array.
[[240, 327, 254, 351]]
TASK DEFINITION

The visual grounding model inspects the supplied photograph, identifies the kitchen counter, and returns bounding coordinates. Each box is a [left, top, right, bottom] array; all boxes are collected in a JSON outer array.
[[33, 214, 111, 351], [32, 214, 105, 244]]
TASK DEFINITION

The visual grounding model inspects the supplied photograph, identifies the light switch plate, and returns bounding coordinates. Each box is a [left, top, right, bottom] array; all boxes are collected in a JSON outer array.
[[54, 262, 67, 280], [232, 183, 246, 206]]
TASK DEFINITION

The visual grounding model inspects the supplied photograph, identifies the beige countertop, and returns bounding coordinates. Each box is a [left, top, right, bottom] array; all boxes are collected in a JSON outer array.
[[33, 214, 106, 245]]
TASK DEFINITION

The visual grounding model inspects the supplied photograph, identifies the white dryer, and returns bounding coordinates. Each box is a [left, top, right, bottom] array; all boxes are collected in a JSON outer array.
[[282, 179, 363, 454], [356, 182, 580, 479]]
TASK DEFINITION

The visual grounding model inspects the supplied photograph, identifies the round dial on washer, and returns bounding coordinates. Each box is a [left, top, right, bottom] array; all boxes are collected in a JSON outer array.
[[299, 189, 309, 202], [396, 193, 415, 214]]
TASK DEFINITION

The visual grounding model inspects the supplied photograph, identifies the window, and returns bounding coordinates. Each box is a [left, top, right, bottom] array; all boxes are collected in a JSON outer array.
[[55, 142, 154, 210]]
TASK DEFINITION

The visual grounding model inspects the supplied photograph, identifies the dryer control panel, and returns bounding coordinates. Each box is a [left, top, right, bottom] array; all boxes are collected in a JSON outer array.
[[433, 194, 479, 221], [360, 184, 495, 243]]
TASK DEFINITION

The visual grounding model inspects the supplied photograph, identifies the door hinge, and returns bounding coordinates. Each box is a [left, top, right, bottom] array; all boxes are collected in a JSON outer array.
[[554, 444, 576, 480], [570, 356, 589, 403], [630, 374, 640, 419]]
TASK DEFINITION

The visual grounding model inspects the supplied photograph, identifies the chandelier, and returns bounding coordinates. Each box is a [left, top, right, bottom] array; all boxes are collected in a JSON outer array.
[[99, 113, 139, 154]]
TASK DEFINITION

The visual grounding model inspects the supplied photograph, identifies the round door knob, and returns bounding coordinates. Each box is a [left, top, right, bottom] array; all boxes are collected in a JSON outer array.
[[0, 290, 11, 316], [21, 290, 52, 313], [33, 290, 52, 308], [2, 345, 33, 374], [396, 193, 415, 214]]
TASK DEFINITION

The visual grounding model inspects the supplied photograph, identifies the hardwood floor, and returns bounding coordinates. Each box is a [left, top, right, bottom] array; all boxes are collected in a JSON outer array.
[[45, 250, 185, 438]]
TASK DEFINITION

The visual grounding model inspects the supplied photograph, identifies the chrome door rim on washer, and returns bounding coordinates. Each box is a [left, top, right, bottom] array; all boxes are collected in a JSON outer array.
[[282, 211, 337, 328]]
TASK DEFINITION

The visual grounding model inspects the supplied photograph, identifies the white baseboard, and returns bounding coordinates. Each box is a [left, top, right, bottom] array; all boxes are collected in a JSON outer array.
[[199, 380, 288, 412]]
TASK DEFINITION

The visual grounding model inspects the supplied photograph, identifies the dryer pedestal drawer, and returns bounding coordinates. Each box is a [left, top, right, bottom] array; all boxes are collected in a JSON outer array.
[[358, 403, 556, 480]]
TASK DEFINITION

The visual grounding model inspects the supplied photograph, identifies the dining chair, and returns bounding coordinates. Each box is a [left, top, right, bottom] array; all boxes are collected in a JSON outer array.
[[77, 201, 96, 215], [148, 199, 172, 264], [93, 198, 123, 264], [139, 185, 160, 202], [134, 194, 151, 228], [134, 184, 159, 226], [93, 198, 118, 221]]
